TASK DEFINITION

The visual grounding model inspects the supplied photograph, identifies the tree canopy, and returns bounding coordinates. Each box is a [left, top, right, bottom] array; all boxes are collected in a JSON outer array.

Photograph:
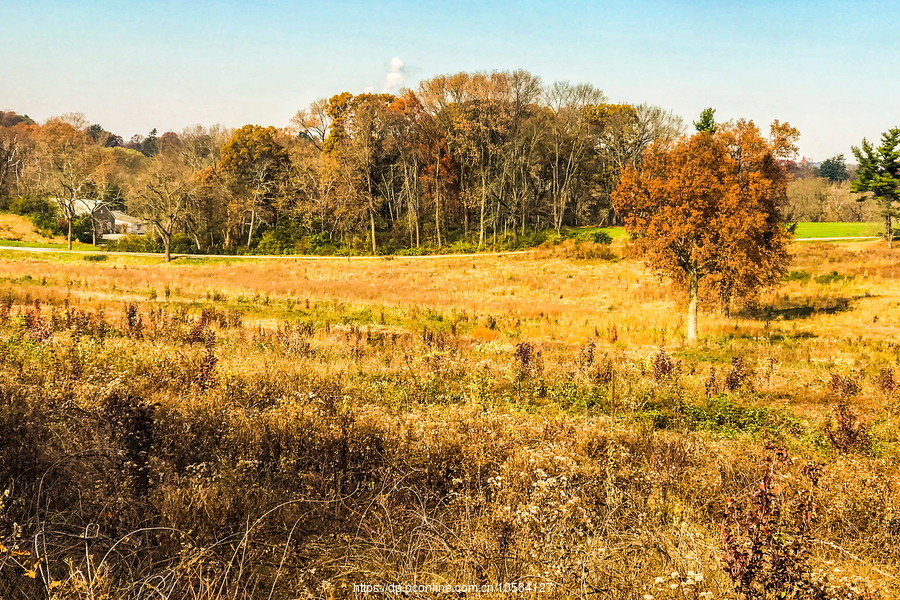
[[852, 128, 900, 248], [693, 107, 717, 134], [613, 118, 797, 341], [818, 154, 848, 182]]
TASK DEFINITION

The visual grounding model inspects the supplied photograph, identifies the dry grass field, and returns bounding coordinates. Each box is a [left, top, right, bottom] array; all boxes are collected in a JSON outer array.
[[0, 240, 898, 599], [0, 214, 66, 245]]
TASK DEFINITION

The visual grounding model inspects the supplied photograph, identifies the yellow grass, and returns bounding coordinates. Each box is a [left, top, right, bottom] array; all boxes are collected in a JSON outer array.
[[0, 240, 896, 343], [0, 240, 898, 598], [0, 213, 65, 243], [1, 240, 897, 439]]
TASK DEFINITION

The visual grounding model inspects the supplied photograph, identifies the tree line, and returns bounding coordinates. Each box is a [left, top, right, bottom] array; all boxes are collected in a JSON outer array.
[[1, 71, 897, 260], [0, 71, 684, 258]]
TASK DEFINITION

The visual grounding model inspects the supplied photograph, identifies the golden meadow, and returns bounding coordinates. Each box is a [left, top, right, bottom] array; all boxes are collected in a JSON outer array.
[[0, 240, 898, 599]]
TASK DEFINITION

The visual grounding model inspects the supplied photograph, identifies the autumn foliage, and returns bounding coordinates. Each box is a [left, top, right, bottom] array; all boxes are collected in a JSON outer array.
[[613, 120, 798, 340], [1, 71, 690, 256]]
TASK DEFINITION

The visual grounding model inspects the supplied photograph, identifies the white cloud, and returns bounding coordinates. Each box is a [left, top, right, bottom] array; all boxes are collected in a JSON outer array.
[[383, 56, 406, 93]]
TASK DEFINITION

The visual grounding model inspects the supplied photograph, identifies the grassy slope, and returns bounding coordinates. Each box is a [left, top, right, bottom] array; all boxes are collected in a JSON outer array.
[[567, 225, 628, 240], [793, 221, 881, 238], [0, 212, 98, 250], [0, 213, 58, 243]]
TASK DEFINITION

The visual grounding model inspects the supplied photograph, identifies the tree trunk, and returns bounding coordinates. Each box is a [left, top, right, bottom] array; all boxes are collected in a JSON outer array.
[[887, 213, 894, 249], [369, 205, 376, 254], [687, 272, 699, 342], [434, 155, 441, 247], [479, 172, 486, 248], [434, 198, 441, 247], [67, 215, 73, 250], [247, 209, 256, 247], [164, 235, 172, 262]]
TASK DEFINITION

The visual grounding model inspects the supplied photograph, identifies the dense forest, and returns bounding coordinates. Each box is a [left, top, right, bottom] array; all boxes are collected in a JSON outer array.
[[0, 70, 876, 256]]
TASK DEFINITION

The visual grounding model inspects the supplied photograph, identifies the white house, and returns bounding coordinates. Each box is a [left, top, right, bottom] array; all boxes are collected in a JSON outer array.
[[108, 211, 147, 236], [69, 199, 146, 239]]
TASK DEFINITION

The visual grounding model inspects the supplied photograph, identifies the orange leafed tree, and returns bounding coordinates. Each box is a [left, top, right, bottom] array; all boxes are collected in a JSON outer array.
[[613, 119, 798, 341]]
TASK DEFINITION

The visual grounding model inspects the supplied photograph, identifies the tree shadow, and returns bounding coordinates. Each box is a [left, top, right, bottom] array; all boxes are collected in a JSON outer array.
[[738, 297, 852, 321], [767, 331, 817, 342]]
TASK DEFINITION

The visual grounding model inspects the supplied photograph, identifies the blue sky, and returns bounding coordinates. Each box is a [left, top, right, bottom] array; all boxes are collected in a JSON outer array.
[[2, 0, 898, 159]]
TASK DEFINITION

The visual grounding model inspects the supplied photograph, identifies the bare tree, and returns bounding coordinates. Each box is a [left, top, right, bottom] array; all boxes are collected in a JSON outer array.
[[543, 81, 606, 232], [0, 121, 36, 205], [33, 114, 108, 249], [128, 150, 195, 261], [291, 98, 331, 151]]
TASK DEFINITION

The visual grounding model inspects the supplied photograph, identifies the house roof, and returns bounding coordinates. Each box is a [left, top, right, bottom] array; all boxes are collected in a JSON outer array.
[[110, 211, 143, 224], [71, 199, 103, 216]]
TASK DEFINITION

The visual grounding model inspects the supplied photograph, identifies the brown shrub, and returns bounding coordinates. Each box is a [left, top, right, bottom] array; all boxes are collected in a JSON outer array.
[[825, 403, 873, 455]]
